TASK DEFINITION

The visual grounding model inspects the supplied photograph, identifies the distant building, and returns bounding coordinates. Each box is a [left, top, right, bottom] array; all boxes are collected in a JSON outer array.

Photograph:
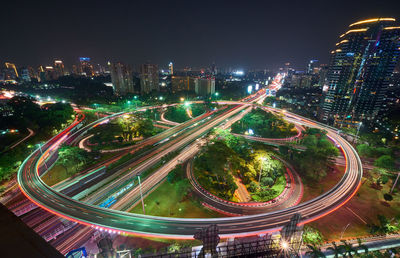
[[3, 62, 19, 81], [110, 62, 135, 95], [44, 66, 57, 81], [169, 62, 173, 75], [71, 64, 79, 76], [53, 60, 65, 78], [322, 18, 400, 126], [20, 68, 31, 82], [171, 76, 195, 92], [140, 63, 159, 94], [195, 77, 215, 96], [5, 62, 18, 78], [79, 57, 94, 77], [285, 73, 316, 89]]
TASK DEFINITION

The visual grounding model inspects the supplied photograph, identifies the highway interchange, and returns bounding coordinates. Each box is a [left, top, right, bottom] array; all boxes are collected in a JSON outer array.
[[17, 91, 363, 239]]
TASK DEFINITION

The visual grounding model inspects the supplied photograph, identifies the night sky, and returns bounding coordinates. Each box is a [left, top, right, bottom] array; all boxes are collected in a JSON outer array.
[[1, 0, 400, 70]]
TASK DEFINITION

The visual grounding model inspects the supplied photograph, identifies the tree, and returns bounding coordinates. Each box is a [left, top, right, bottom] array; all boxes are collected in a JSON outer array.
[[305, 244, 326, 258], [303, 226, 324, 246], [357, 144, 373, 158], [339, 240, 358, 257], [374, 155, 395, 170], [57, 145, 89, 175], [293, 132, 338, 181], [261, 176, 274, 187], [327, 242, 343, 258]]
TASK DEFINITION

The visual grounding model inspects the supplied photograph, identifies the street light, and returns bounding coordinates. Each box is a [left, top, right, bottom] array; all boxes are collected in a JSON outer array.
[[281, 240, 289, 250], [180, 97, 185, 102], [354, 122, 362, 144], [184, 101, 190, 107]]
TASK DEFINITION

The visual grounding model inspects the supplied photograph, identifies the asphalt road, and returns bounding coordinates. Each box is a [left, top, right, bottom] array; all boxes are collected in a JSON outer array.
[[18, 94, 363, 239]]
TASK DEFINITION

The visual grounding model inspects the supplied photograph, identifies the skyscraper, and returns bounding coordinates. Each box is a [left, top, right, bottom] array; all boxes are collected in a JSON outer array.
[[79, 57, 94, 77], [4, 62, 19, 79], [195, 77, 215, 96], [322, 18, 400, 126], [140, 63, 159, 94], [53, 60, 65, 78], [110, 62, 135, 95]]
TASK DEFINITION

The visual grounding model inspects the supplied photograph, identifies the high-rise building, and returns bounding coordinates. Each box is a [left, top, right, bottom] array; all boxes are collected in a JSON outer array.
[[53, 60, 65, 78], [169, 62, 173, 75], [110, 62, 135, 95], [4, 62, 19, 79], [44, 66, 57, 81], [322, 18, 400, 126], [79, 57, 94, 77], [171, 76, 195, 92], [140, 63, 159, 94], [20, 68, 31, 82], [195, 77, 215, 96]]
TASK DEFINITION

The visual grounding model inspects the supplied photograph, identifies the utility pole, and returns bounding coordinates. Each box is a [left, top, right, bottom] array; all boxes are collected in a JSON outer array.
[[138, 176, 145, 215]]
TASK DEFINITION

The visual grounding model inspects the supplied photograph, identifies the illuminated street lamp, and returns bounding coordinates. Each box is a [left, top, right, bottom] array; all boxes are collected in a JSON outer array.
[[354, 122, 362, 144], [180, 97, 185, 102], [184, 101, 190, 107], [159, 96, 163, 101], [281, 240, 289, 250]]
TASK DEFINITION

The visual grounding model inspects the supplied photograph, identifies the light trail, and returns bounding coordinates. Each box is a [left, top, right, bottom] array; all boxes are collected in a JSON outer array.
[[17, 93, 362, 239]]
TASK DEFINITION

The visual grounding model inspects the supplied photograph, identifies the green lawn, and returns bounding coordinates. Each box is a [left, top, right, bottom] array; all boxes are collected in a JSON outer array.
[[41, 152, 115, 186], [270, 174, 287, 197], [130, 180, 222, 218], [41, 164, 69, 186]]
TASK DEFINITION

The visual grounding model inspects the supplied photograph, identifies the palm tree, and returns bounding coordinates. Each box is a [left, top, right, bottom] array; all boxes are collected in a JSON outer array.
[[357, 238, 368, 255], [327, 242, 343, 258], [305, 244, 326, 258], [339, 240, 358, 257]]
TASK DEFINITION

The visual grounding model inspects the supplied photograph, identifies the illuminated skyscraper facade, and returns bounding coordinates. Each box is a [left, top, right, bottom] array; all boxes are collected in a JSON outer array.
[[79, 57, 94, 77], [322, 18, 400, 126]]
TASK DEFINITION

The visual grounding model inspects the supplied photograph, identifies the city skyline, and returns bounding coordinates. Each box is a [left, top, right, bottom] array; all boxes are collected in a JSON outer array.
[[1, 0, 400, 70]]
